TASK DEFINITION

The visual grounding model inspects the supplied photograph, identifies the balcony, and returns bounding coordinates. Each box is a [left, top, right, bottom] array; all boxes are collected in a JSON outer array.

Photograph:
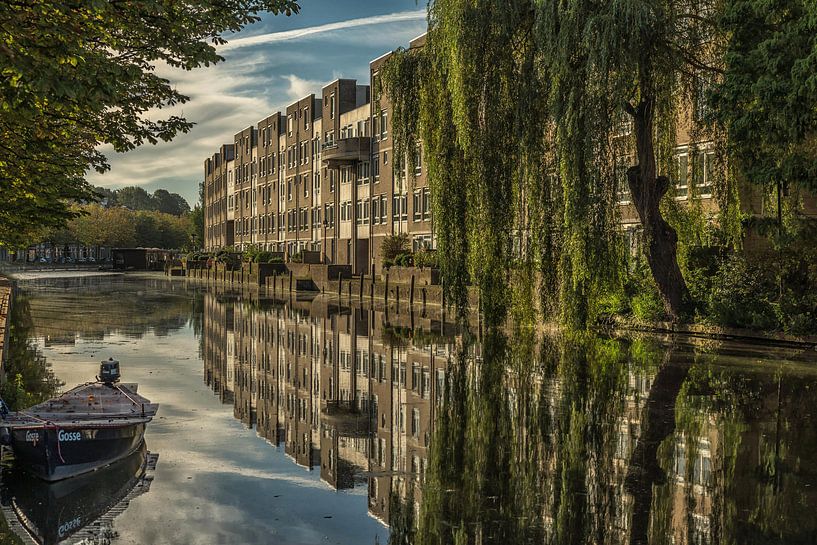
[[321, 137, 371, 166]]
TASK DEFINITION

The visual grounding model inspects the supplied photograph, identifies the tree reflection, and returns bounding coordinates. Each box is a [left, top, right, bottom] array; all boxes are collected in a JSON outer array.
[[195, 291, 817, 545], [0, 294, 61, 410]]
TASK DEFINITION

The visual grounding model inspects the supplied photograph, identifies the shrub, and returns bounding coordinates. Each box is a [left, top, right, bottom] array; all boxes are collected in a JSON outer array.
[[624, 254, 666, 322], [414, 248, 438, 269], [382, 257, 394, 269], [631, 290, 666, 322], [242, 244, 263, 263], [253, 251, 279, 263], [290, 251, 303, 263], [707, 254, 778, 330], [381, 233, 410, 261], [395, 252, 414, 267]]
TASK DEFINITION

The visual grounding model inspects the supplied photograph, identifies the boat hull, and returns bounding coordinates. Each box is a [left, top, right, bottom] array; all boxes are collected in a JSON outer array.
[[9, 422, 147, 481], [1, 443, 150, 545]]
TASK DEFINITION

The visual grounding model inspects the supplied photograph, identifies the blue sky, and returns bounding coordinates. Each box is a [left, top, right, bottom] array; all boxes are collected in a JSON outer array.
[[87, 0, 427, 206]]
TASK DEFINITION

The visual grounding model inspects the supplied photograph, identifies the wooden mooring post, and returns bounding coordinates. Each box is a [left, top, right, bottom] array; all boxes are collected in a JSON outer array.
[[409, 275, 415, 307]]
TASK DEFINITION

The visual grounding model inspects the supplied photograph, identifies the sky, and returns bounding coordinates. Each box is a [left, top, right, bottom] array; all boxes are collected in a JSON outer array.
[[87, 0, 427, 207]]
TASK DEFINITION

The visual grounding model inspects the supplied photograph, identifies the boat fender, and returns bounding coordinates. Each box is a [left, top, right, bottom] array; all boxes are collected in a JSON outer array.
[[0, 427, 10, 446]]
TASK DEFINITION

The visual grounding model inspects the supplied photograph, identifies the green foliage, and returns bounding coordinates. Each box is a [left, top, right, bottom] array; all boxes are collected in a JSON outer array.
[[625, 256, 667, 322], [414, 248, 439, 269], [395, 252, 414, 267], [44, 203, 195, 250], [0, 0, 299, 247], [242, 244, 263, 263], [382, 0, 725, 328], [711, 0, 817, 193], [0, 296, 61, 411], [381, 233, 411, 261], [215, 251, 241, 270], [290, 251, 303, 263], [707, 254, 779, 330], [253, 251, 283, 264]]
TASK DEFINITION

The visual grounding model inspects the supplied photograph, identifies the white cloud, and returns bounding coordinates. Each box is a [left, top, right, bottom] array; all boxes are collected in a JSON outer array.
[[282, 74, 323, 102], [219, 10, 426, 52], [87, 10, 429, 206]]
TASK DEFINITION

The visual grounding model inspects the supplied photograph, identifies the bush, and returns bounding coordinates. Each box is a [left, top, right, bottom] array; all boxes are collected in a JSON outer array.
[[395, 252, 414, 267], [242, 244, 263, 263], [290, 251, 303, 263], [382, 257, 394, 269], [215, 251, 241, 270], [414, 248, 438, 269], [631, 290, 666, 322], [253, 251, 283, 264], [707, 254, 778, 330], [624, 254, 666, 322], [381, 233, 410, 261]]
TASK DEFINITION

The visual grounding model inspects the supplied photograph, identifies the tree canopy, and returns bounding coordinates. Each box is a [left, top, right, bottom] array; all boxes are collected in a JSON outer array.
[[0, 0, 299, 247], [44, 203, 195, 250], [710, 0, 817, 193], [382, 0, 724, 328]]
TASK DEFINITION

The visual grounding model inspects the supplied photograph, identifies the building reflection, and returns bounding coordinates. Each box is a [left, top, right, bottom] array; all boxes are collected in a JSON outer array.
[[201, 290, 817, 544]]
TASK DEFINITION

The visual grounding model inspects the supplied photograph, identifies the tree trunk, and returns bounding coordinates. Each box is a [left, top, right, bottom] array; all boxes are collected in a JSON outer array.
[[624, 353, 691, 545], [626, 98, 692, 320]]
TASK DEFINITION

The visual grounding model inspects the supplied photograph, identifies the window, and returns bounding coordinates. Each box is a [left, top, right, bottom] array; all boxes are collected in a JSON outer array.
[[411, 408, 420, 438], [324, 203, 335, 228], [673, 149, 689, 199], [373, 156, 380, 181], [392, 193, 407, 221], [380, 109, 388, 140], [383, 151, 388, 165], [355, 199, 369, 225], [287, 114, 293, 136], [340, 201, 351, 222], [330, 93, 336, 119], [303, 107, 309, 129], [692, 149, 715, 197], [413, 190, 422, 222], [414, 144, 422, 175]]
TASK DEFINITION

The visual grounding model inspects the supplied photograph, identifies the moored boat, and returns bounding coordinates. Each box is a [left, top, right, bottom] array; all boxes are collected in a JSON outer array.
[[0, 359, 158, 481]]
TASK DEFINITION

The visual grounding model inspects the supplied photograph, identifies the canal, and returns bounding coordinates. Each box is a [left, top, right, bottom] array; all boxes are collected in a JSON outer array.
[[2, 274, 816, 544]]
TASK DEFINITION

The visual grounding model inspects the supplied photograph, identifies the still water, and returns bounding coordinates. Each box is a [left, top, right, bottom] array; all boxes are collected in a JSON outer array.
[[2, 274, 816, 544]]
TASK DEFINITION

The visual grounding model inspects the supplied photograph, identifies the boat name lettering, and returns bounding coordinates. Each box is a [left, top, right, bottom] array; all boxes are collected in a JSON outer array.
[[25, 430, 39, 443], [58, 517, 82, 537], [58, 430, 82, 442]]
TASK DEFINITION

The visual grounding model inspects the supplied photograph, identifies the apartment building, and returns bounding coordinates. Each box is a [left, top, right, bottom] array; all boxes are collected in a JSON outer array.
[[204, 35, 434, 274]]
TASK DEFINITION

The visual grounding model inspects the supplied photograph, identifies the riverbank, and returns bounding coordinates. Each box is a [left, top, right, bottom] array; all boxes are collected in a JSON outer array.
[[172, 266, 817, 350], [0, 276, 12, 371]]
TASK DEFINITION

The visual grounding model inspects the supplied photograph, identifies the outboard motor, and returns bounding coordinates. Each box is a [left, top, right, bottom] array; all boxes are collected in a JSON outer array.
[[99, 358, 121, 385]]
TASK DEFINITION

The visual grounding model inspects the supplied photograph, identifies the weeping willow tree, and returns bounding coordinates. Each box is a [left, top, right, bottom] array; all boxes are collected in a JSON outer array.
[[382, 0, 728, 327]]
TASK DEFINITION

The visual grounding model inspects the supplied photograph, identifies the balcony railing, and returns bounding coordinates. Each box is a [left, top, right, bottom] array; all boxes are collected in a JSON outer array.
[[321, 137, 371, 165]]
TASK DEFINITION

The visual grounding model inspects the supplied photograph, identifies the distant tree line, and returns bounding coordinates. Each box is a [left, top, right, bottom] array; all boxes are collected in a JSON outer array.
[[93, 186, 191, 217], [44, 204, 196, 252]]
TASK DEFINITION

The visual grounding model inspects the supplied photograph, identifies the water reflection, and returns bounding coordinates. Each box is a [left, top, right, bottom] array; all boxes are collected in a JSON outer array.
[[1, 444, 158, 544], [201, 289, 817, 545]]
